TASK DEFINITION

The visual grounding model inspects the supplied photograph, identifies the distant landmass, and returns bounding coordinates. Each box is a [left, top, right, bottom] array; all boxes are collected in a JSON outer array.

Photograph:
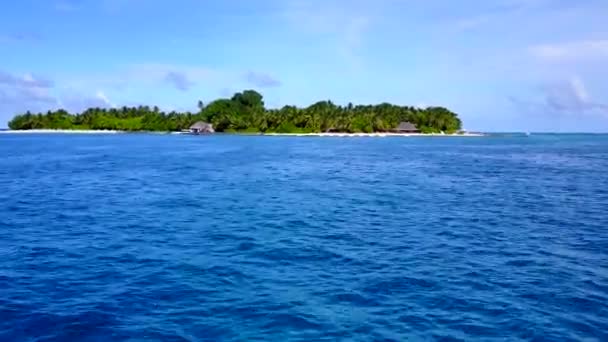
[[8, 90, 462, 134]]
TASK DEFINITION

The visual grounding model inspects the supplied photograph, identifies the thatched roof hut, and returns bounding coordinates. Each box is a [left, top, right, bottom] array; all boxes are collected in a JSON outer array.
[[393, 122, 420, 133], [189, 121, 214, 134]]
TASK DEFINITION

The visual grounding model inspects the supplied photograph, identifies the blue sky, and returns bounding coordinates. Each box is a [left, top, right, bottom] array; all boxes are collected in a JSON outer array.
[[1, 0, 607, 131]]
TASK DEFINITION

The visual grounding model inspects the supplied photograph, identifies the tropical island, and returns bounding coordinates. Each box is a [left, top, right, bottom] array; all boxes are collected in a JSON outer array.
[[8, 90, 464, 134]]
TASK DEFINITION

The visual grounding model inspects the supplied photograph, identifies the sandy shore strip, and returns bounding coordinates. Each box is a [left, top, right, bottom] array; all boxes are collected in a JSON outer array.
[[262, 132, 485, 137], [0, 129, 125, 134], [1, 130, 485, 137]]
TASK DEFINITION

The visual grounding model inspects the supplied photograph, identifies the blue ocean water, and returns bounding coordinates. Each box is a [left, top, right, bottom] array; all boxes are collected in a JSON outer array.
[[1, 133, 607, 341]]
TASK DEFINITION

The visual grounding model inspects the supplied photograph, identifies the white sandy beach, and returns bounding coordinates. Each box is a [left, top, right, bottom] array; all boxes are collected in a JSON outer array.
[[0, 130, 485, 137], [262, 132, 485, 137], [0, 129, 124, 134]]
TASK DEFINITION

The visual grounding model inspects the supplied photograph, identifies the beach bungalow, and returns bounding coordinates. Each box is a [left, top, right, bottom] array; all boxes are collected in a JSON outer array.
[[393, 122, 420, 133], [189, 121, 214, 134]]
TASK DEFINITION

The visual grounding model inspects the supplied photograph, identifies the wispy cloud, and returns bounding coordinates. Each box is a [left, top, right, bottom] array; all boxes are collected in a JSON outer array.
[[62, 63, 223, 91], [511, 76, 608, 119], [100, 0, 149, 13], [94, 90, 113, 107], [130, 64, 219, 87], [55, 0, 146, 14], [281, 0, 373, 68], [55, 1, 78, 12], [164, 71, 195, 91], [0, 71, 53, 88], [0, 69, 120, 121], [454, 15, 492, 30], [0, 32, 42, 44], [544, 77, 607, 115], [59, 90, 115, 111], [530, 40, 608, 61], [452, 0, 557, 30], [245, 71, 281, 88], [7, 87, 58, 106], [450, 0, 603, 39], [0, 70, 59, 121]]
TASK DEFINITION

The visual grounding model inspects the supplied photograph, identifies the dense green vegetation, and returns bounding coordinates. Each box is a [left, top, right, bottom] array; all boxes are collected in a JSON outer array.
[[8, 90, 462, 133]]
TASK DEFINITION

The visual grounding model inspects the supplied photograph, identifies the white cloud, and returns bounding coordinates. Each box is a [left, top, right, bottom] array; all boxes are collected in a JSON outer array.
[[129, 63, 216, 80], [0, 71, 53, 88], [0, 70, 61, 124], [0, 69, 117, 119], [245, 71, 281, 88], [513, 76, 608, 119], [60, 63, 226, 92], [95, 91, 114, 107], [455, 15, 492, 30], [281, 0, 374, 68], [55, 1, 78, 12], [163, 71, 195, 91], [545, 77, 608, 116], [530, 40, 608, 61], [0, 32, 42, 44], [451, 0, 561, 31], [56, 90, 116, 112], [569, 76, 589, 103]]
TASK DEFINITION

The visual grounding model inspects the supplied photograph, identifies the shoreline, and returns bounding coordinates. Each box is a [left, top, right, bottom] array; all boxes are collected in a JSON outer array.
[[0, 129, 485, 137], [0, 129, 124, 134], [260, 132, 485, 137]]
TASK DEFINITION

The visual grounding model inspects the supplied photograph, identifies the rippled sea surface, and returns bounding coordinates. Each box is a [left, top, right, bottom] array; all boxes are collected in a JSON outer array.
[[1, 134, 607, 341]]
